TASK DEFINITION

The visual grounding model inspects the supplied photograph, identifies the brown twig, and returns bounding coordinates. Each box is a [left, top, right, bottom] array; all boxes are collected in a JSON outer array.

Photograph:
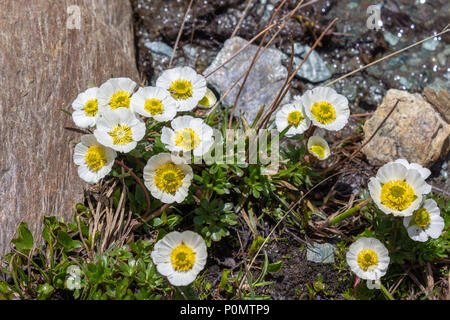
[[324, 25, 450, 87], [114, 159, 151, 217], [238, 169, 357, 291], [204, 22, 280, 78], [169, 0, 194, 68], [228, 0, 291, 129], [255, 17, 339, 130], [347, 99, 401, 162], [231, 0, 255, 38]]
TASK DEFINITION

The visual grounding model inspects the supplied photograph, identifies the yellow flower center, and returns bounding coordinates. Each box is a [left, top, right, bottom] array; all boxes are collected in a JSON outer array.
[[155, 163, 185, 194], [380, 180, 416, 211], [357, 249, 379, 271], [108, 124, 133, 145], [311, 101, 336, 124], [169, 79, 193, 100], [287, 110, 304, 127], [109, 90, 131, 109], [412, 208, 431, 228], [170, 243, 196, 272], [84, 99, 98, 116], [198, 95, 210, 107], [85, 146, 107, 172], [175, 128, 200, 150], [310, 145, 325, 158], [145, 98, 164, 116]]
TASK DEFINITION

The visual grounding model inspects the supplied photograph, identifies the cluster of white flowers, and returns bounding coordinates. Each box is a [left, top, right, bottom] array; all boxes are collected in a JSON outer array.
[[369, 159, 444, 242], [275, 86, 349, 161], [346, 159, 444, 283], [71, 66, 218, 286], [71, 67, 215, 199]]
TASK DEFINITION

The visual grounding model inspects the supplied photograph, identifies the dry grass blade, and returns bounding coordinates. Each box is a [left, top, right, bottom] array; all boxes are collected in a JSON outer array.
[[325, 25, 450, 87], [230, 0, 255, 38], [228, 0, 290, 128], [169, 0, 194, 68], [346, 99, 402, 162], [205, 0, 307, 79], [255, 17, 339, 130], [206, 25, 285, 120], [238, 169, 357, 291], [204, 22, 280, 79]]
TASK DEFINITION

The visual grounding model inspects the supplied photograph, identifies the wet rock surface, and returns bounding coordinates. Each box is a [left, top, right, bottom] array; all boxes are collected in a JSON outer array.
[[362, 89, 450, 167], [0, 0, 139, 254], [203, 36, 290, 123], [131, 0, 450, 219], [132, 0, 449, 111]]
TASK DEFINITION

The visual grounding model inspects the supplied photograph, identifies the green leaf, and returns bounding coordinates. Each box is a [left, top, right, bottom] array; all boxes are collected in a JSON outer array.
[[11, 222, 34, 253], [268, 260, 283, 273], [37, 284, 54, 300], [57, 231, 76, 252], [61, 109, 72, 116], [255, 250, 269, 284]]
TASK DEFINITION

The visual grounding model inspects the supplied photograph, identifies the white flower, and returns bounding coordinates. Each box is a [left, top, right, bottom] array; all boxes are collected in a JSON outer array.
[[302, 87, 349, 131], [98, 78, 137, 113], [275, 99, 311, 137], [71, 87, 100, 128], [130, 86, 177, 122], [156, 67, 206, 111], [403, 199, 445, 242], [143, 153, 193, 204], [151, 231, 207, 286], [161, 116, 214, 157], [73, 135, 117, 184], [197, 88, 217, 109], [346, 237, 390, 281], [394, 159, 432, 194], [307, 135, 331, 160], [94, 107, 146, 153], [368, 162, 430, 217]]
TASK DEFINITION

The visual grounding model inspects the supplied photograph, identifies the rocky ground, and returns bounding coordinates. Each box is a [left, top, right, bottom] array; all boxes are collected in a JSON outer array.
[[128, 0, 449, 299]]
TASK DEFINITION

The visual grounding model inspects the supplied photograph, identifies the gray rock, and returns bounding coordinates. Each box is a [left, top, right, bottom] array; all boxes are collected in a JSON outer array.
[[144, 41, 173, 57], [292, 43, 332, 83], [306, 242, 335, 264], [203, 37, 290, 123], [422, 37, 440, 51], [362, 89, 450, 167], [383, 31, 399, 46]]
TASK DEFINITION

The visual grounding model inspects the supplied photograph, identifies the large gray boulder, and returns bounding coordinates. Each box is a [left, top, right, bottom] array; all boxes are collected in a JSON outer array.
[[203, 37, 290, 124], [0, 0, 139, 254]]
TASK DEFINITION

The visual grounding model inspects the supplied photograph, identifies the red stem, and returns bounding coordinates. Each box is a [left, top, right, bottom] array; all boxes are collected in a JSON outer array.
[[114, 159, 151, 217]]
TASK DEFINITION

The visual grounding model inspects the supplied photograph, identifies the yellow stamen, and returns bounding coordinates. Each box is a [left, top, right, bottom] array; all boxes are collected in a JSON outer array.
[[145, 98, 164, 115], [84, 99, 98, 116], [170, 243, 196, 272], [169, 79, 193, 100], [311, 101, 336, 124], [155, 163, 185, 194], [85, 145, 107, 171], [198, 95, 210, 107], [412, 208, 431, 228], [357, 249, 378, 271], [310, 145, 325, 158], [287, 110, 304, 127], [380, 180, 416, 211], [109, 90, 131, 109], [108, 124, 133, 145], [175, 128, 200, 150]]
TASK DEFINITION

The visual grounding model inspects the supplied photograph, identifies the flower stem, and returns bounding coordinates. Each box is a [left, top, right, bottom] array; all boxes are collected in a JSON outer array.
[[329, 198, 372, 226], [379, 282, 395, 300], [114, 160, 151, 217]]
